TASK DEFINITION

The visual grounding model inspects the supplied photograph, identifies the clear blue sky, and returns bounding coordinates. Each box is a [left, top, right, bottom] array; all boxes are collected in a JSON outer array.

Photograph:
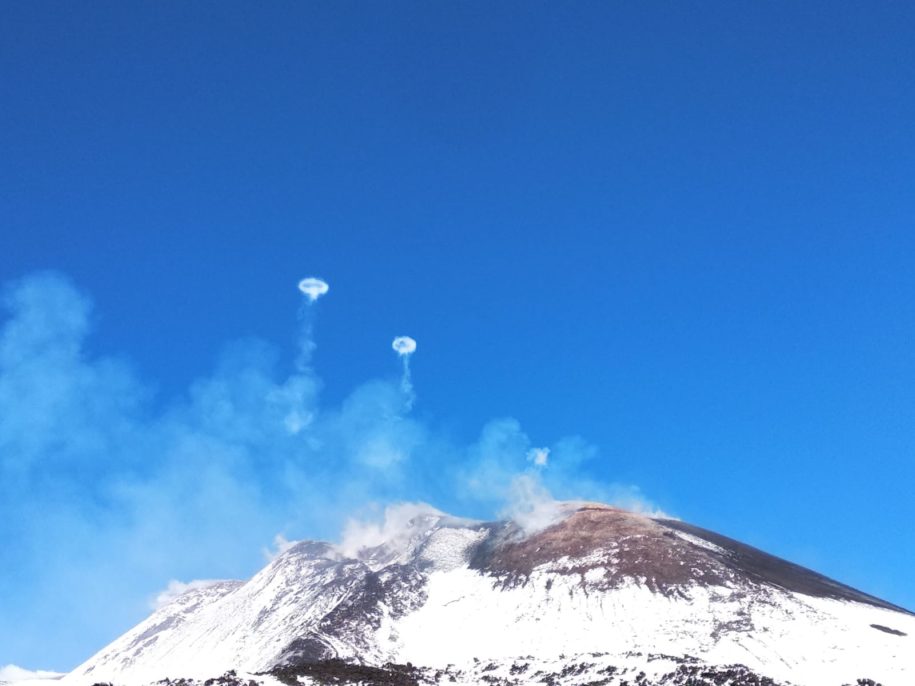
[[2, 1, 915, 671]]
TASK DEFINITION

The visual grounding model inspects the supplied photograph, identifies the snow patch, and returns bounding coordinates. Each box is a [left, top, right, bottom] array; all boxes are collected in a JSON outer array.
[[419, 527, 488, 572], [671, 530, 728, 556]]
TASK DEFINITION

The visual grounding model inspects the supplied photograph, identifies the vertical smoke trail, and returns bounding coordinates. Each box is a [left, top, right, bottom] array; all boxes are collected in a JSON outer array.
[[391, 336, 417, 409], [295, 277, 329, 371], [281, 277, 330, 434]]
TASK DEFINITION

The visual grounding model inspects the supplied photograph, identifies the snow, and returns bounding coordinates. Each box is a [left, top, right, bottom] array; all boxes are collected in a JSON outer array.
[[419, 526, 488, 571], [388, 564, 915, 685], [62, 551, 361, 683], [62, 511, 915, 686], [669, 530, 728, 556]]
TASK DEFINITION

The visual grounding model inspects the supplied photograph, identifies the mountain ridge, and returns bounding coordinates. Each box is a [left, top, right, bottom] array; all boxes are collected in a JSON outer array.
[[64, 503, 914, 686]]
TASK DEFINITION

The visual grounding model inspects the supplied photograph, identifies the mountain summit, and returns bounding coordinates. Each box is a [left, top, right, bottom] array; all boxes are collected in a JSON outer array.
[[66, 504, 913, 686]]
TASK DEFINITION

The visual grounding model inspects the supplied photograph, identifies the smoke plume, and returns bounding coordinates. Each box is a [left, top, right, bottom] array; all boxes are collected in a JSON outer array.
[[391, 336, 417, 408], [0, 271, 658, 671]]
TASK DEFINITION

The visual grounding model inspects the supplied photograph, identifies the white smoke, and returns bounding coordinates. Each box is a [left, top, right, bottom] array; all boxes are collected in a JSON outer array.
[[391, 336, 416, 355], [502, 473, 563, 534], [338, 502, 443, 558], [391, 336, 417, 408], [456, 421, 663, 536], [0, 665, 66, 684], [527, 447, 550, 467], [0, 271, 663, 669], [297, 277, 329, 302], [150, 579, 228, 610], [263, 533, 298, 561], [292, 276, 329, 383], [0, 666, 64, 684]]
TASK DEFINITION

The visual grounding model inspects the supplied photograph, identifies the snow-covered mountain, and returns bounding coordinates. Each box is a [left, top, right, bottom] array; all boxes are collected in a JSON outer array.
[[66, 504, 914, 686]]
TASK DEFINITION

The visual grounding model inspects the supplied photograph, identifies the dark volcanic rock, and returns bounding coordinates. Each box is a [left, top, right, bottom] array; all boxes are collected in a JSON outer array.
[[270, 660, 422, 686], [657, 518, 913, 614], [470, 507, 729, 593]]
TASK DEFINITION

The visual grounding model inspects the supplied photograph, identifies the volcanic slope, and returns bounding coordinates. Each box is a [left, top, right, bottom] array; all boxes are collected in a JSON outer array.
[[66, 505, 914, 686]]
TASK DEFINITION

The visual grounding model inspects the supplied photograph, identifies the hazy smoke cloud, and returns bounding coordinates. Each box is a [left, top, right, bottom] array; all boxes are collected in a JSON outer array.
[[151, 580, 227, 611], [0, 665, 64, 683], [0, 271, 658, 672], [456, 420, 662, 534], [263, 534, 297, 562], [338, 502, 443, 558], [503, 473, 562, 534], [528, 447, 550, 467]]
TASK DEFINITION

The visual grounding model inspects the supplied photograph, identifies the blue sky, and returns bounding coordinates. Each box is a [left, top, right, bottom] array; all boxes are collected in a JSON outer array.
[[2, 1, 915, 671]]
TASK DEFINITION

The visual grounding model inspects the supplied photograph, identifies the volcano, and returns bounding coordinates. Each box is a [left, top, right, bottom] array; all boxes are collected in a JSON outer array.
[[65, 504, 913, 686]]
